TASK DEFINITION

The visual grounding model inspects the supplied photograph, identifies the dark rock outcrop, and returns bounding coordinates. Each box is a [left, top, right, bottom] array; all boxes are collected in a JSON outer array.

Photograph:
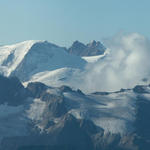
[[27, 82, 48, 98], [133, 85, 149, 94], [42, 94, 67, 118], [67, 40, 106, 56]]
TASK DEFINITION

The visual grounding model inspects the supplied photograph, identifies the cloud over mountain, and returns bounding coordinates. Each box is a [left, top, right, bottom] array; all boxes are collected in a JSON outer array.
[[74, 33, 150, 92]]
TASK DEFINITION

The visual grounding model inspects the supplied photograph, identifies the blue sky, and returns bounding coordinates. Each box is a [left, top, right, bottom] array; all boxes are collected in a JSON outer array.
[[0, 0, 149, 46]]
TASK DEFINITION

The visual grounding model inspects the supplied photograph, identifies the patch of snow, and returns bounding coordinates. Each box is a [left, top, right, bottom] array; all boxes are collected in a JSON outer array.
[[68, 109, 82, 119], [82, 48, 110, 63], [82, 55, 104, 63], [26, 98, 46, 121]]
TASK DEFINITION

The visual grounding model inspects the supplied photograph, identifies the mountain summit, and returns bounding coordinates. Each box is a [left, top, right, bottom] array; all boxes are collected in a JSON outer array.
[[67, 40, 106, 56]]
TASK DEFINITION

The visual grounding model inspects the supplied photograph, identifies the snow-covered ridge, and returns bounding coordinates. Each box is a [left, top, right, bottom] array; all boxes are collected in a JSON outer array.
[[0, 40, 37, 76], [24, 67, 81, 88], [0, 40, 86, 81]]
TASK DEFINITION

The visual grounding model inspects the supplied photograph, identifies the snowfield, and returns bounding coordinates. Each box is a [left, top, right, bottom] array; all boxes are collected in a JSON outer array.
[[63, 90, 136, 135]]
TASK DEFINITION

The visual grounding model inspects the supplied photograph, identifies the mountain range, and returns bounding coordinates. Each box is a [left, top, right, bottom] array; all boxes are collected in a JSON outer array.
[[0, 40, 149, 150], [0, 75, 150, 150]]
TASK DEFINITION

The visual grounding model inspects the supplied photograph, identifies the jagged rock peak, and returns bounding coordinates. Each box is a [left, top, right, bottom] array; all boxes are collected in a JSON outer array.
[[87, 40, 105, 48], [67, 40, 106, 56]]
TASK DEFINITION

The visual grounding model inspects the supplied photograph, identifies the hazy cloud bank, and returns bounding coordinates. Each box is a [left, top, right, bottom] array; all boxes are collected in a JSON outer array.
[[74, 33, 150, 93]]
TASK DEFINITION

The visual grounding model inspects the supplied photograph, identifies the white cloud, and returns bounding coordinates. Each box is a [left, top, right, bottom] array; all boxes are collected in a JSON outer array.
[[75, 33, 150, 93]]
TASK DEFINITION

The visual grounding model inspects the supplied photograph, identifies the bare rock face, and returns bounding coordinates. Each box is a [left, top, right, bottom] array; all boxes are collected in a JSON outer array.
[[42, 94, 68, 118], [26, 82, 48, 98], [67, 40, 106, 56]]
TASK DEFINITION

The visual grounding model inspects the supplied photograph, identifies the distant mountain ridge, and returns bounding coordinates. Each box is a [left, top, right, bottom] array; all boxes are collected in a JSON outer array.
[[66, 40, 106, 56]]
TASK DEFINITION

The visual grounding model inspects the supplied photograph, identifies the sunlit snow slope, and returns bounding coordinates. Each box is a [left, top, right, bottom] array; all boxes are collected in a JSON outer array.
[[0, 41, 86, 81]]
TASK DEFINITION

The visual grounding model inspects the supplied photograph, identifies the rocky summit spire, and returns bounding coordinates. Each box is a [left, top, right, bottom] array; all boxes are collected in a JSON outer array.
[[67, 40, 106, 56]]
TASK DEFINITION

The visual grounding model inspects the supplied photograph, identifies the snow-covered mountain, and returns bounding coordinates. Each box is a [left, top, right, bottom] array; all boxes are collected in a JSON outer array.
[[0, 40, 108, 91], [0, 40, 86, 81], [23, 49, 110, 92]]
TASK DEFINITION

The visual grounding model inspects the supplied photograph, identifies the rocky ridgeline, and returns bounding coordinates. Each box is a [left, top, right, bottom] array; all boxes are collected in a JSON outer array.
[[0, 76, 150, 150], [66, 40, 106, 56]]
